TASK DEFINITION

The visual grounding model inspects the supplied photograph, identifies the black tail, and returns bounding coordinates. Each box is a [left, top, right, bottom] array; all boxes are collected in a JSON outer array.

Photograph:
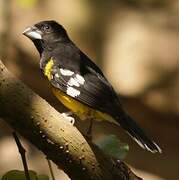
[[115, 112, 162, 153]]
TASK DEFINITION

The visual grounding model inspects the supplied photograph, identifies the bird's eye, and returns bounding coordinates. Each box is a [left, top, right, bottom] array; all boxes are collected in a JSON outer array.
[[42, 25, 51, 32]]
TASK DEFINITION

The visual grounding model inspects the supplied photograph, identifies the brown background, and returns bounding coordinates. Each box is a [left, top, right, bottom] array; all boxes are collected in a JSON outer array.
[[0, 0, 179, 179]]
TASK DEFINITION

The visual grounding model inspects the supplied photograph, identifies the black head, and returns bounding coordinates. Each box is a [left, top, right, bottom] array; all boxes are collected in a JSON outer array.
[[23, 20, 69, 54]]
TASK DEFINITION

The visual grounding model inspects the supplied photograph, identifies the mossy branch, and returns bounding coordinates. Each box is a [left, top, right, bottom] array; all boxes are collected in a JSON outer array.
[[0, 59, 141, 180]]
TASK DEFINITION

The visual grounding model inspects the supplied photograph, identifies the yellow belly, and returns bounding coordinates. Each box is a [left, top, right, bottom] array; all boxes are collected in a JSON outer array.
[[52, 87, 116, 123]]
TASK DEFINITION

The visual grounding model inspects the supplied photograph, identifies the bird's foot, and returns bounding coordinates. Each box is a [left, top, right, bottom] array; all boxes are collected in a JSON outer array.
[[61, 112, 75, 125]]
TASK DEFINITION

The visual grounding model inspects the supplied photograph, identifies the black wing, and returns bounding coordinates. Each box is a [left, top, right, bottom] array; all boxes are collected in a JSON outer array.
[[50, 51, 120, 115], [49, 49, 162, 153]]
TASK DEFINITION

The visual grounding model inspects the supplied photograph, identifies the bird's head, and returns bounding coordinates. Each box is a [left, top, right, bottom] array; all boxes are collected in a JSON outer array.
[[23, 20, 69, 54]]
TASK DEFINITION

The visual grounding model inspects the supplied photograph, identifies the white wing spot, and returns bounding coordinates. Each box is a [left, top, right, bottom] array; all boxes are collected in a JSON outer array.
[[67, 87, 80, 97], [55, 73, 60, 78], [68, 77, 80, 87], [60, 68, 74, 76], [67, 74, 85, 87], [76, 74, 85, 84]]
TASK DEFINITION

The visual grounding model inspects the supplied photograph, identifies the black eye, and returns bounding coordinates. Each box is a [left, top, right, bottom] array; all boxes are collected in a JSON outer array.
[[42, 24, 51, 32]]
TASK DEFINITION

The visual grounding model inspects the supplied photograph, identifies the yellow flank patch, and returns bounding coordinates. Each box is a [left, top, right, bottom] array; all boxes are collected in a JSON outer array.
[[52, 87, 117, 124], [44, 58, 54, 80]]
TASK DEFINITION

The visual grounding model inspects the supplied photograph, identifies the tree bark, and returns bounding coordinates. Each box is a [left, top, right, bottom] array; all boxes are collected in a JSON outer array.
[[0, 59, 141, 180]]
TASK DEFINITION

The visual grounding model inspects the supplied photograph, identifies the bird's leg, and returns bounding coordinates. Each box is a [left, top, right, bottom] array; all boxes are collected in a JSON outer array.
[[61, 111, 75, 125], [86, 118, 93, 141]]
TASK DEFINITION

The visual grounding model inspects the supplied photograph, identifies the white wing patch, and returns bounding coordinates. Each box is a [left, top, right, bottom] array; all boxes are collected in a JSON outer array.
[[76, 74, 85, 84], [68, 77, 80, 87], [55, 73, 60, 78], [57, 70, 85, 98], [67, 74, 85, 87], [60, 68, 74, 76], [67, 87, 80, 97]]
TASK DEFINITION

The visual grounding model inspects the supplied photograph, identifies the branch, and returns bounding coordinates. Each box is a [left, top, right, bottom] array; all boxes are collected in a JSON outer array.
[[0, 59, 141, 180]]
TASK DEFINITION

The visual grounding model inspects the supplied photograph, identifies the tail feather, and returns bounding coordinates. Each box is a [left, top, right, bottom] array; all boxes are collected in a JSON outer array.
[[115, 113, 162, 153]]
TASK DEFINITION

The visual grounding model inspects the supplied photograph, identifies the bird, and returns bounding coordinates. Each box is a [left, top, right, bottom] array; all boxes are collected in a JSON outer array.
[[23, 20, 162, 153]]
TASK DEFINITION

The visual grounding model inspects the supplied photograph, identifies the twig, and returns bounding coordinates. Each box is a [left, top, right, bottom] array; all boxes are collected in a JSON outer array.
[[46, 158, 55, 180], [12, 132, 30, 180]]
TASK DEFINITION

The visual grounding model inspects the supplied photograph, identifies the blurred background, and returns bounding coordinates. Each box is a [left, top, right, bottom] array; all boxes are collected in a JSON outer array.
[[0, 0, 179, 179]]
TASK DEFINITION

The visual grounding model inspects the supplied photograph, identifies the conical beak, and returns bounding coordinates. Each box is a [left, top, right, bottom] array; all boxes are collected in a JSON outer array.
[[23, 26, 42, 40]]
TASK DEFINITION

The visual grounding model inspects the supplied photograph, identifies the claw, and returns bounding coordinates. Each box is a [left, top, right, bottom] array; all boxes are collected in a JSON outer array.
[[61, 113, 75, 125]]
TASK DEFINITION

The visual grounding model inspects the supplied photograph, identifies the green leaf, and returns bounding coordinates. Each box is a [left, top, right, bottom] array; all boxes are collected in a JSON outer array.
[[37, 175, 49, 180], [96, 135, 129, 160], [1, 170, 49, 180]]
